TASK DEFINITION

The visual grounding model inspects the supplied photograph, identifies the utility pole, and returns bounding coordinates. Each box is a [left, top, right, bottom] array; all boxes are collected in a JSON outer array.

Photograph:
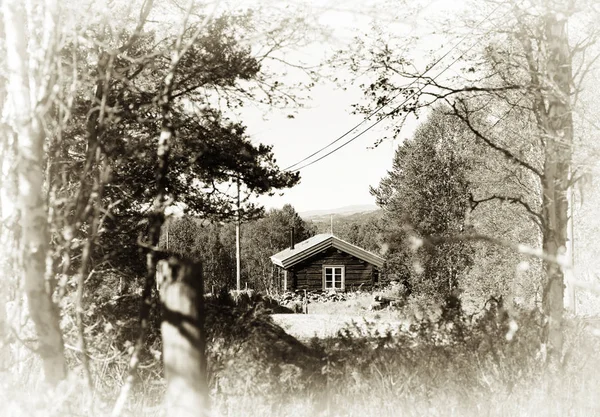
[[566, 177, 576, 314], [235, 177, 241, 291], [166, 219, 169, 250]]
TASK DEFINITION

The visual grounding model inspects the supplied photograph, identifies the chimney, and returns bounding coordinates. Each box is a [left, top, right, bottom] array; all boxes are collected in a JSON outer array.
[[290, 226, 295, 250]]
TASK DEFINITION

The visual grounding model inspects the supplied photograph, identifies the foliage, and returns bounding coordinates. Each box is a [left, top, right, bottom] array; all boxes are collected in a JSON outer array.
[[16, 5, 315, 386], [4, 292, 600, 417], [312, 210, 384, 254], [1, 0, 320, 389], [59, 12, 301, 278], [342, 0, 600, 360], [241, 204, 317, 292], [158, 204, 316, 293], [371, 108, 474, 299], [159, 217, 235, 291]]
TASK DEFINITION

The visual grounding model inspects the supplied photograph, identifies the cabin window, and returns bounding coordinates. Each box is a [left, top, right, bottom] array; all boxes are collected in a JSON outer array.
[[323, 266, 345, 290]]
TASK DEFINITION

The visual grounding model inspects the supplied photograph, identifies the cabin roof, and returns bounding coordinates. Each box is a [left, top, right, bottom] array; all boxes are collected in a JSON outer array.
[[270, 233, 385, 269]]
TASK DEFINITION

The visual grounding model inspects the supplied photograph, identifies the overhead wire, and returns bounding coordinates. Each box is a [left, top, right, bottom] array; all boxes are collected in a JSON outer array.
[[284, 2, 510, 173]]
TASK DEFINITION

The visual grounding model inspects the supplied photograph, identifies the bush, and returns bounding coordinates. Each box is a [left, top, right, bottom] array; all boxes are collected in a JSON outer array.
[[4, 284, 599, 417]]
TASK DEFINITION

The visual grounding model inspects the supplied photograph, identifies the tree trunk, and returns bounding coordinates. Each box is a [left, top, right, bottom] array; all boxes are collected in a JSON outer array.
[[541, 155, 568, 365], [157, 257, 208, 417], [540, 12, 573, 366], [2, 0, 66, 384]]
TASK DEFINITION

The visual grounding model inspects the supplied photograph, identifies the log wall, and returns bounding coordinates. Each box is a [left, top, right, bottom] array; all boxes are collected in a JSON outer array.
[[286, 247, 378, 291]]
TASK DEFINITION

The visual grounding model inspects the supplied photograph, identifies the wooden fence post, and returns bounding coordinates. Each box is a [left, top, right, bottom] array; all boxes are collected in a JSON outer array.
[[157, 256, 208, 417]]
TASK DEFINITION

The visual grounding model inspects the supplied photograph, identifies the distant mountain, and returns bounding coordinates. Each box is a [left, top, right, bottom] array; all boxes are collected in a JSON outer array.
[[300, 204, 379, 220]]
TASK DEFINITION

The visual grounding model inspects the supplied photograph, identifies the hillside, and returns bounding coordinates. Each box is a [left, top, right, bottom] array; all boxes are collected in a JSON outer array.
[[305, 208, 384, 254], [299, 204, 378, 220], [309, 209, 382, 228]]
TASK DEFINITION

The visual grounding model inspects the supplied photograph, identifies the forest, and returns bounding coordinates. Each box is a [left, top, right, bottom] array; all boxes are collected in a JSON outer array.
[[1, 0, 600, 416]]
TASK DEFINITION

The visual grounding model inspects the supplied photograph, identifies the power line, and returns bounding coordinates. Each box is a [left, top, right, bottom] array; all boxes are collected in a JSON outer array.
[[285, 2, 508, 172], [290, 52, 491, 172]]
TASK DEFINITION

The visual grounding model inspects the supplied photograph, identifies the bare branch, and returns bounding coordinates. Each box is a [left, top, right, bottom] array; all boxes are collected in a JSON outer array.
[[422, 233, 568, 268], [116, 0, 155, 54], [113, 3, 222, 416], [469, 193, 543, 229], [452, 99, 544, 178]]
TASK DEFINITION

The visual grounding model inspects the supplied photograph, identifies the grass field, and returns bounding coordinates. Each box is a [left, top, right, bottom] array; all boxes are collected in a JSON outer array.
[[271, 313, 407, 339], [227, 296, 600, 417], [3, 292, 600, 417], [272, 291, 408, 338]]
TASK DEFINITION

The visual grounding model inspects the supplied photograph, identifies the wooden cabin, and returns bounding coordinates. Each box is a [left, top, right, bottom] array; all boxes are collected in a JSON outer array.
[[270, 233, 384, 292]]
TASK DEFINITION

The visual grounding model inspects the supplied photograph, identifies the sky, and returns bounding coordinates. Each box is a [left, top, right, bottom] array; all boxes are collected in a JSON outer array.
[[245, 81, 407, 213], [227, 0, 472, 212], [109, 0, 470, 214], [236, 0, 465, 213], [0, 0, 467, 219]]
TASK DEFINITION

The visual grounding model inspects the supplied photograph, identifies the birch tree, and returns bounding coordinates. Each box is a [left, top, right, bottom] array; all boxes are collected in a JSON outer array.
[[371, 107, 474, 300], [2, 0, 66, 383], [345, 0, 600, 365]]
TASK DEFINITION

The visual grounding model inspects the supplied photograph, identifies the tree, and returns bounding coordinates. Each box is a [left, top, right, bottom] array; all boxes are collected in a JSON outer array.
[[312, 211, 384, 254], [344, 216, 383, 254], [241, 204, 317, 292], [158, 204, 316, 294], [371, 108, 474, 299], [0, 0, 322, 398], [52, 7, 302, 280], [2, 0, 67, 384], [107, 4, 315, 410], [345, 0, 600, 363], [160, 217, 235, 291]]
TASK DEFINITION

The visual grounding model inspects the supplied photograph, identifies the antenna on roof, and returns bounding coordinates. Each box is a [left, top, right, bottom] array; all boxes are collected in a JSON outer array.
[[330, 214, 333, 235], [290, 226, 295, 250], [236, 177, 241, 291]]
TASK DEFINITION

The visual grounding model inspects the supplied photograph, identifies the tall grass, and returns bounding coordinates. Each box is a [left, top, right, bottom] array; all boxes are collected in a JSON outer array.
[[1, 294, 599, 417], [211, 296, 600, 417]]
